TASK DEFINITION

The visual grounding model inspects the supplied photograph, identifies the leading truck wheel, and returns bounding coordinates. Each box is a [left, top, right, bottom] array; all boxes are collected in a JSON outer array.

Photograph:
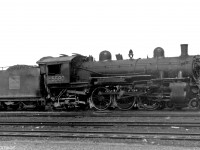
[[188, 98, 200, 110], [116, 86, 136, 110], [91, 87, 112, 111]]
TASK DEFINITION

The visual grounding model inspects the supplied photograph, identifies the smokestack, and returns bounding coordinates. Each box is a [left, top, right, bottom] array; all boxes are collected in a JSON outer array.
[[180, 44, 188, 57]]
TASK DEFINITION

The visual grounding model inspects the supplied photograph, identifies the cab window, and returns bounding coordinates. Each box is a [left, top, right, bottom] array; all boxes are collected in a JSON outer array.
[[48, 64, 61, 75]]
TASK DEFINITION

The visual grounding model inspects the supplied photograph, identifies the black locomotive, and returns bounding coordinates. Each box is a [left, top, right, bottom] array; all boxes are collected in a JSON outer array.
[[0, 44, 199, 111]]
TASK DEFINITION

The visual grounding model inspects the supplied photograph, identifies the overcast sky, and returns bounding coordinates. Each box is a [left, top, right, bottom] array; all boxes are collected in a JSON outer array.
[[0, 0, 200, 67]]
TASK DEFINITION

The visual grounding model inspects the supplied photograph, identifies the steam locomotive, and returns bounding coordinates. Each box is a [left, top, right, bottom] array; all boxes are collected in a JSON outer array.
[[0, 44, 199, 111]]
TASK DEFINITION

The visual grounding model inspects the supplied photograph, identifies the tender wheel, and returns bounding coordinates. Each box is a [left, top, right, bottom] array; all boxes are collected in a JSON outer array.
[[189, 98, 200, 110], [139, 96, 160, 110], [116, 86, 135, 110], [0, 102, 7, 111], [91, 87, 112, 111], [10, 102, 21, 110]]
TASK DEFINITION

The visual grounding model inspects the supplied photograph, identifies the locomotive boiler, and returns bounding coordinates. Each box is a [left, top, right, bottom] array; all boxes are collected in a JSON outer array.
[[36, 44, 200, 111]]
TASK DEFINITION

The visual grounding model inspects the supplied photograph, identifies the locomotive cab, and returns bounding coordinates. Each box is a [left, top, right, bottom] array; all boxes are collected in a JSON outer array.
[[37, 54, 89, 110], [37, 56, 74, 84], [37, 54, 87, 84]]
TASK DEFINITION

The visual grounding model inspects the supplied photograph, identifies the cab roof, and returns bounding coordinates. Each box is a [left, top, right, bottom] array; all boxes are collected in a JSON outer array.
[[36, 55, 77, 64]]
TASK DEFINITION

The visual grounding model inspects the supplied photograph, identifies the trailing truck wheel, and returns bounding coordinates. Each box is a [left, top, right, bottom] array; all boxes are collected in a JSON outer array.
[[175, 107, 182, 110], [91, 87, 112, 111], [65, 104, 76, 111], [116, 86, 136, 110], [165, 101, 175, 110], [157, 101, 165, 110], [139, 96, 160, 111], [36, 105, 46, 111]]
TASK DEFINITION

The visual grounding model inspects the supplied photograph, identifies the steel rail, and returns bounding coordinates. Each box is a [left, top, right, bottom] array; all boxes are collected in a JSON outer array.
[[1, 121, 200, 128]]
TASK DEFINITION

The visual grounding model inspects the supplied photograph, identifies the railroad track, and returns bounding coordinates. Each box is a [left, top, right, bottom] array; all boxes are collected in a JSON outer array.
[[1, 111, 200, 117], [0, 111, 200, 142], [0, 119, 199, 141], [0, 130, 200, 141]]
